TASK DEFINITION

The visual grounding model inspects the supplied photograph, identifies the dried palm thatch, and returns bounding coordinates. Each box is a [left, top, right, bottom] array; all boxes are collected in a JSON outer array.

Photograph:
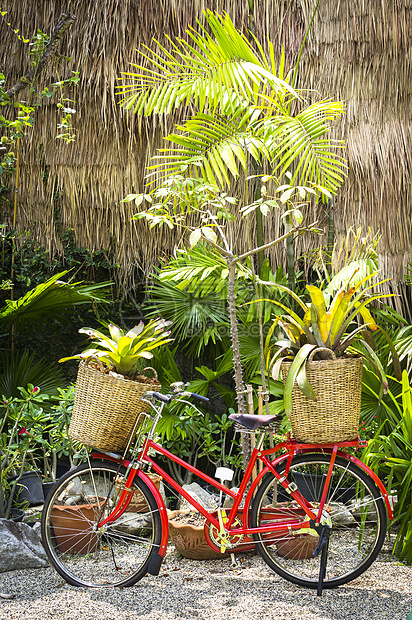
[[0, 0, 411, 312]]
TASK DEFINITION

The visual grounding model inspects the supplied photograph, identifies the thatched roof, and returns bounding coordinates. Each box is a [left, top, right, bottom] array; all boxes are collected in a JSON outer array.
[[1, 1, 411, 312]]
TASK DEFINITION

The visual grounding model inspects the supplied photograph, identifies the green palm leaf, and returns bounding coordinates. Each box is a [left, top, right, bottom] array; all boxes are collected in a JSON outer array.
[[262, 100, 347, 193], [152, 110, 262, 182], [0, 350, 65, 401], [0, 272, 110, 330], [118, 11, 298, 115]]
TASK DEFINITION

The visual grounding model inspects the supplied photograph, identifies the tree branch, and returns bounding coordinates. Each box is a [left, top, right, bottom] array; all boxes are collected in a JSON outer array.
[[6, 13, 76, 98], [235, 221, 320, 263]]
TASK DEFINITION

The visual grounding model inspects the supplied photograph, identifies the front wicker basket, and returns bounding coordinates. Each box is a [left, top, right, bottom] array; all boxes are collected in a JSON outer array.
[[69, 360, 157, 452], [281, 356, 363, 443]]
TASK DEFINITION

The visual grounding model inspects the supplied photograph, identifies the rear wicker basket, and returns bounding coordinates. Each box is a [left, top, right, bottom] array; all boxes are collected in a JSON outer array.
[[69, 360, 157, 452], [281, 356, 363, 443]]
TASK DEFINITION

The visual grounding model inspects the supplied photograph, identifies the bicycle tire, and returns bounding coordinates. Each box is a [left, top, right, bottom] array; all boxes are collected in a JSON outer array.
[[250, 453, 387, 589], [41, 460, 162, 588]]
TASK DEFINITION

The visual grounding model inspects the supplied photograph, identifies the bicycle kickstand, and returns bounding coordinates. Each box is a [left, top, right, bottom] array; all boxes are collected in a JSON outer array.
[[313, 525, 331, 597]]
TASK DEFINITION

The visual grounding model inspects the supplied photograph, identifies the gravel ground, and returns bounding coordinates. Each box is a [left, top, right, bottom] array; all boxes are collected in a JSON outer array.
[[0, 546, 411, 620]]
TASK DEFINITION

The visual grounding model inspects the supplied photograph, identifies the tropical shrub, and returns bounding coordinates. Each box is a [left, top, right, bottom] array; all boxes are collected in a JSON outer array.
[[364, 370, 412, 564]]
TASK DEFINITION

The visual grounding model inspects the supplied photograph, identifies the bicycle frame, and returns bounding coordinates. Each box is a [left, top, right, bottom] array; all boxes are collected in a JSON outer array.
[[92, 433, 393, 559]]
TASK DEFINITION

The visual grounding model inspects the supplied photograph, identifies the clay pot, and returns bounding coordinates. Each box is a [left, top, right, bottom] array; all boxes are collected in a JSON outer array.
[[115, 474, 162, 513], [168, 510, 223, 560], [50, 497, 106, 554], [276, 534, 318, 560], [168, 510, 255, 560]]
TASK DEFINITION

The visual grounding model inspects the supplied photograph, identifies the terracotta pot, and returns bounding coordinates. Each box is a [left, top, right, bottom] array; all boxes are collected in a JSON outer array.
[[276, 534, 318, 560], [168, 510, 222, 560], [50, 497, 105, 554], [168, 510, 254, 560], [115, 474, 162, 513]]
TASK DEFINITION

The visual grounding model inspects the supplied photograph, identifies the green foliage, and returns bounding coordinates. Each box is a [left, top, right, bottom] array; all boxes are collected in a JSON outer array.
[[0, 271, 111, 330], [0, 384, 85, 517], [361, 368, 403, 430], [120, 10, 348, 421], [148, 245, 290, 367], [59, 319, 173, 377], [308, 226, 380, 289], [0, 384, 50, 517], [0, 227, 118, 290], [147, 249, 230, 358], [119, 11, 347, 197], [143, 345, 241, 482], [0, 350, 65, 402], [364, 371, 412, 564]]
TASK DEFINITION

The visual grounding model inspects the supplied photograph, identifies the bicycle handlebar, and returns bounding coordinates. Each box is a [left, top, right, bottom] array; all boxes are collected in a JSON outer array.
[[189, 392, 209, 404], [149, 391, 171, 403], [145, 390, 209, 405]]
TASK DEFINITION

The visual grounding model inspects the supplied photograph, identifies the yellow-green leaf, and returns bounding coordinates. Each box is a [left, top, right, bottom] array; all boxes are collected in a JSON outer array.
[[189, 229, 202, 247], [328, 287, 355, 348], [306, 285, 328, 343], [201, 226, 218, 244]]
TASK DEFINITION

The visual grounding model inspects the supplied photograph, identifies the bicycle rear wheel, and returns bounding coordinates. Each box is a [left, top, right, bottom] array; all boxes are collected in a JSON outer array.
[[251, 453, 387, 589], [41, 460, 162, 588]]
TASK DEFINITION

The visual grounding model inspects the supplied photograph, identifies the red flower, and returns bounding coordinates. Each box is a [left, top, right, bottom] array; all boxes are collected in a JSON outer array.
[[32, 386, 40, 394], [19, 427, 28, 436]]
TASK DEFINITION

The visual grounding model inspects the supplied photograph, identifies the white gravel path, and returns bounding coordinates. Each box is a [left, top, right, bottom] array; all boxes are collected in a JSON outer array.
[[0, 547, 411, 620]]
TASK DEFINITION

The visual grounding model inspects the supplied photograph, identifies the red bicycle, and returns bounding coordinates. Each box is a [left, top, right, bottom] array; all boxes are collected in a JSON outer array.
[[41, 383, 393, 594]]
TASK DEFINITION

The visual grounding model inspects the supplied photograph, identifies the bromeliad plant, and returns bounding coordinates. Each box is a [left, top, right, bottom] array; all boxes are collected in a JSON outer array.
[[266, 270, 400, 415], [59, 319, 173, 379]]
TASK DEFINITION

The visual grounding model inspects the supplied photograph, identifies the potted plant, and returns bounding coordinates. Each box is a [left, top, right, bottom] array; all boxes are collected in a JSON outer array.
[[58, 319, 173, 452], [0, 385, 50, 518], [50, 495, 107, 555], [266, 269, 400, 443], [168, 509, 256, 560]]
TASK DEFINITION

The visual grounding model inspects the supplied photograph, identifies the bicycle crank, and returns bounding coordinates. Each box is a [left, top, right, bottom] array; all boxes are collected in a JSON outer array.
[[206, 515, 244, 552]]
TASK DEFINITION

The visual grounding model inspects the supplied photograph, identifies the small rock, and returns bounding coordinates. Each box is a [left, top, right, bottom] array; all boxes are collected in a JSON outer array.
[[109, 512, 153, 535], [179, 483, 218, 512], [329, 501, 356, 526]]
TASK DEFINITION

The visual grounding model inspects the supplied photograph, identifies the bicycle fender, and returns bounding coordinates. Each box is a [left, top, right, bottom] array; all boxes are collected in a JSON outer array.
[[136, 470, 169, 557], [243, 450, 394, 521], [293, 448, 394, 521], [331, 451, 394, 521]]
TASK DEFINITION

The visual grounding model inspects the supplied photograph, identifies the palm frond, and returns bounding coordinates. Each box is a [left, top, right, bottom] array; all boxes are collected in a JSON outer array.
[[262, 100, 347, 193], [0, 350, 66, 401], [151, 109, 266, 183], [118, 11, 298, 115], [146, 275, 229, 357], [0, 272, 111, 330]]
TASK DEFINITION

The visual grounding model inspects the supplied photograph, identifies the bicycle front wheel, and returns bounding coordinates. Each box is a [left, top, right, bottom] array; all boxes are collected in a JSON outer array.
[[41, 461, 162, 588], [251, 453, 387, 589]]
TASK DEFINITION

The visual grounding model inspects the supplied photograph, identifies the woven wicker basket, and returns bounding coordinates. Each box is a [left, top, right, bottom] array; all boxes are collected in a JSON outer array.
[[69, 360, 158, 452], [281, 353, 363, 443]]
